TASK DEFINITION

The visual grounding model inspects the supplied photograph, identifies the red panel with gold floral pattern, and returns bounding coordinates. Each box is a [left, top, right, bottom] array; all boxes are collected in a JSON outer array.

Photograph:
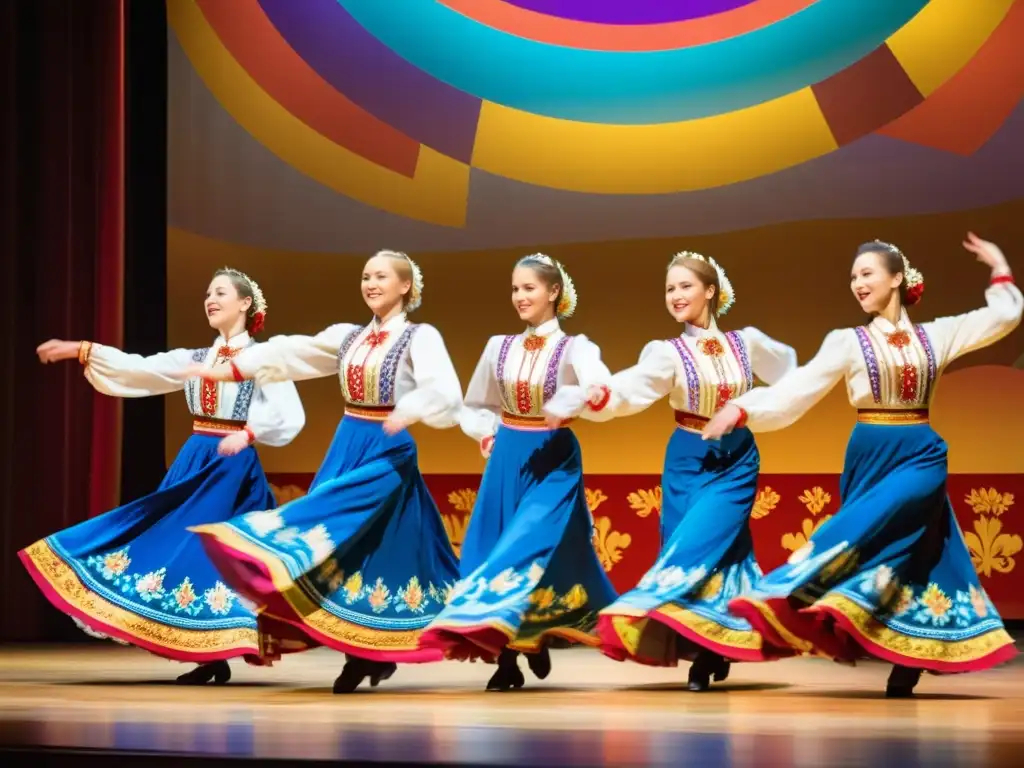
[[266, 473, 1024, 618]]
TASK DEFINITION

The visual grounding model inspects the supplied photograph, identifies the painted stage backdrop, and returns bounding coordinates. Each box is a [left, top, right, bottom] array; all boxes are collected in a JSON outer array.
[[166, 1, 1024, 614]]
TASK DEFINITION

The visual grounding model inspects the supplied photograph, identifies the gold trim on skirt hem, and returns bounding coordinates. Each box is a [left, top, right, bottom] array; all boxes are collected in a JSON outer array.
[[21, 540, 260, 656], [189, 525, 426, 651], [654, 604, 764, 651], [739, 598, 816, 653], [812, 593, 1015, 664]]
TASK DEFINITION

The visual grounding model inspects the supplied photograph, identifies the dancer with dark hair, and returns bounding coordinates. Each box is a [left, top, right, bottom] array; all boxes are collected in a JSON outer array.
[[23, 269, 304, 684], [420, 254, 618, 691], [703, 234, 1022, 696]]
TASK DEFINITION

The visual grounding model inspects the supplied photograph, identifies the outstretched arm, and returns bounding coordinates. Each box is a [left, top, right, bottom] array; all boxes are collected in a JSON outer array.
[[545, 340, 675, 423], [703, 329, 849, 439], [37, 340, 194, 398]]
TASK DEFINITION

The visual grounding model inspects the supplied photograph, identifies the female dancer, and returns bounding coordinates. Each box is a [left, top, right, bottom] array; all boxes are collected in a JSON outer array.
[[24, 268, 304, 684], [187, 250, 462, 693], [703, 233, 1022, 696], [545, 252, 798, 690], [420, 254, 618, 691]]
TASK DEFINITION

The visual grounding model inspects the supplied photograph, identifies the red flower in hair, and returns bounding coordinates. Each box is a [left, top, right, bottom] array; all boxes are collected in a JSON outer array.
[[905, 282, 925, 306], [250, 311, 266, 335]]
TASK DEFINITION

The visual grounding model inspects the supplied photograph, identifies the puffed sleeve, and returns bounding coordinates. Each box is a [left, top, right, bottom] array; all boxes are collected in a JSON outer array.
[[233, 323, 360, 385], [245, 380, 306, 447], [392, 325, 464, 430], [83, 344, 196, 398], [922, 280, 1023, 366], [732, 329, 850, 433], [568, 334, 612, 390], [546, 340, 676, 422], [741, 327, 799, 385], [459, 336, 504, 443], [543, 335, 618, 423]]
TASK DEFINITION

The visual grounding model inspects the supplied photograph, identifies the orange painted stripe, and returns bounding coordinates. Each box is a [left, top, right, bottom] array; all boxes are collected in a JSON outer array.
[[877, 0, 1024, 156], [195, 0, 420, 176], [437, 0, 818, 52]]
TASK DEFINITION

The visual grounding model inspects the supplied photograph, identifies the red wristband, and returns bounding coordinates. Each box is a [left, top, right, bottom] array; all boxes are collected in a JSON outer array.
[[230, 362, 245, 382], [991, 274, 1015, 286], [243, 426, 256, 445], [480, 435, 494, 455], [587, 385, 611, 413], [735, 406, 749, 429]]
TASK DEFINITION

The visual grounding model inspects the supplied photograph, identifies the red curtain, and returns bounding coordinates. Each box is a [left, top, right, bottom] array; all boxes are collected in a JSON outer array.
[[0, 0, 125, 641]]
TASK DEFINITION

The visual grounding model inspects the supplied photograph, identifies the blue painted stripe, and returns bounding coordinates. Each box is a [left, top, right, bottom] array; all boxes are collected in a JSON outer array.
[[337, 0, 926, 123]]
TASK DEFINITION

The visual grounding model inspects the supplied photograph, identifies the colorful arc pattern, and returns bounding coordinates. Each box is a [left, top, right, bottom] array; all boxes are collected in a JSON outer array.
[[169, 0, 1024, 226]]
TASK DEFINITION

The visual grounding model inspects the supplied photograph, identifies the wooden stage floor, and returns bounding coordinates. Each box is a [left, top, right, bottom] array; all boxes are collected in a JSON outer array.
[[0, 644, 1021, 766]]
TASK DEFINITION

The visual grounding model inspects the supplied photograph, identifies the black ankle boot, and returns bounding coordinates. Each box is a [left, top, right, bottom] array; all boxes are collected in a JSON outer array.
[[687, 651, 730, 692], [886, 665, 922, 698], [176, 660, 231, 685], [526, 646, 551, 680], [368, 661, 397, 687], [333, 655, 370, 693], [334, 656, 397, 693], [486, 649, 525, 692]]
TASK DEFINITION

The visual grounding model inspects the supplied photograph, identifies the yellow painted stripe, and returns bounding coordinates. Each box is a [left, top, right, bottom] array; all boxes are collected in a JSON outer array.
[[472, 89, 837, 194], [167, 0, 469, 226], [887, 0, 1015, 96]]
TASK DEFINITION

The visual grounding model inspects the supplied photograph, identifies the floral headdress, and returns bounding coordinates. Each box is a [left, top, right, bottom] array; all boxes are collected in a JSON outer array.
[[376, 250, 424, 312], [220, 267, 267, 334], [671, 251, 735, 316], [523, 253, 578, 319], [869, 240, 925, 305]]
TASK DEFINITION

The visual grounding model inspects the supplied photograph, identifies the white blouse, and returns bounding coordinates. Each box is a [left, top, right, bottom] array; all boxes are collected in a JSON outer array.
[[734, 280, 1024, 432], [460, 317, 613, 442], [545, 320, 797, 421], [83, 331, 305, 447], [233, 313, 463, 430]]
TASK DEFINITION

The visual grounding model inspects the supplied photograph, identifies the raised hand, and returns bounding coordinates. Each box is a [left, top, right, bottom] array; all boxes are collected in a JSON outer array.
[[963, 232, 1010, 274], [701, 403, 742, 441], [37, 339, 81, 364]]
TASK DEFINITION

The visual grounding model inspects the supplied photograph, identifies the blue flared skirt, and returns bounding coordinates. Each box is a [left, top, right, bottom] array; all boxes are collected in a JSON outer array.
[[730, 419, 1017, 672], [598, 423, 770, 665], [191, 414, 459, 663], [420, 422, 618, 660], [20, 434, 274, 663]]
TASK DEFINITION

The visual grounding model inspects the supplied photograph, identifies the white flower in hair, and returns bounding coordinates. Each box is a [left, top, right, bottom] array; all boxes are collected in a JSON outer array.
[[673, 251, 735, 316], [222, 267, 267, 316], [901, 255, 923, 288], [405, 256, 425, 312], [376, 250, 424, 312], [524, 253, 577, 319]]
